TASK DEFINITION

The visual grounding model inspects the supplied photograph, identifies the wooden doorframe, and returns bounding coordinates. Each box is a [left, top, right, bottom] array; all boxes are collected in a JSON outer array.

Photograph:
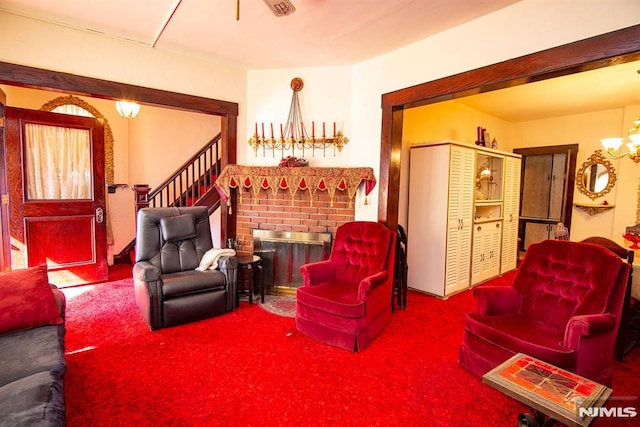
[[0, 62, 239, 249], [379, 24, 640, 229], [0, 87, 8, 271]]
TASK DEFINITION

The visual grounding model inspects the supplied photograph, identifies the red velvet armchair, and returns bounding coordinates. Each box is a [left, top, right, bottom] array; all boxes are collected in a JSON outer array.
[[296, 221, 396, 351], [459, 239, 630, 386]]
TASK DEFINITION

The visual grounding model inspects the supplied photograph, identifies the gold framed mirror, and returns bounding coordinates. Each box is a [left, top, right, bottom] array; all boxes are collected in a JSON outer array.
[[576, 149, 617, 200]]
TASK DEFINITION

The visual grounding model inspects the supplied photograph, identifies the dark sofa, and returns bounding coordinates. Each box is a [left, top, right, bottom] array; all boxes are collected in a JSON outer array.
[[0, 265, 67, 426]]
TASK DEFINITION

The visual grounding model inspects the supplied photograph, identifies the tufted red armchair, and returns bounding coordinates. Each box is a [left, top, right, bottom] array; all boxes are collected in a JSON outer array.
[[296, 221, 396, 351], [459, 239, 630, 385]]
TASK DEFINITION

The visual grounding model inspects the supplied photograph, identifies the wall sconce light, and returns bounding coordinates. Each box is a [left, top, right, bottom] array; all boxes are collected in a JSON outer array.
[[115, 100, 140, 119], [601, 117, 640, 162]]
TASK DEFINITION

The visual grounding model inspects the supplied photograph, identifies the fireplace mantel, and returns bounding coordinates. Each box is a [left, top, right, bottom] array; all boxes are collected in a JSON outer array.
[[214, 165, 376, 207]]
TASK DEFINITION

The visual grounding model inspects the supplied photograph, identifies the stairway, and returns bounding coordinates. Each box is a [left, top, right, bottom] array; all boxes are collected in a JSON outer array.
[[147, 134, 223, 212], [117, 133, 225, 264]]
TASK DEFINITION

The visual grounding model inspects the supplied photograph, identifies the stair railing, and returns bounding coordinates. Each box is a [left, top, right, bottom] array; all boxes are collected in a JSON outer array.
[[145, 133, 222, 212], [118, 134, 224, 264]]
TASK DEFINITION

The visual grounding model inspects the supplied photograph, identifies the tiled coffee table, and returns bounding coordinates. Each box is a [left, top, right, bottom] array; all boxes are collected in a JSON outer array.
[[483, 353, 612, 427]]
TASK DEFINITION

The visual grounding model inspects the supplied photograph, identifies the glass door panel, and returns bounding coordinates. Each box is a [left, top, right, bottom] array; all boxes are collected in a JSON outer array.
[[24, 123, 92, 200]]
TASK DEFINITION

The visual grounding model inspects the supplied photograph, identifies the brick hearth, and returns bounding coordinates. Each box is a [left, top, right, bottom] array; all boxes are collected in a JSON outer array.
[[234, 186, 355, 254]]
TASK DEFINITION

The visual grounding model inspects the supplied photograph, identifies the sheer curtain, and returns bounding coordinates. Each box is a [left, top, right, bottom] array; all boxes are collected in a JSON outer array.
[[39, 100, 116, 255], [25, 123, 91, 200]]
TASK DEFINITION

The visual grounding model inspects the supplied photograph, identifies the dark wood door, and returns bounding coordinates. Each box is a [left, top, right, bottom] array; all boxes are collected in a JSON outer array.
[[4, 107, 107, 285]]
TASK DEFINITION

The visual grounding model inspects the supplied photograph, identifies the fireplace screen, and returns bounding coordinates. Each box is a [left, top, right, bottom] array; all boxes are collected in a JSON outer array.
[[253, 230, 332, 291]]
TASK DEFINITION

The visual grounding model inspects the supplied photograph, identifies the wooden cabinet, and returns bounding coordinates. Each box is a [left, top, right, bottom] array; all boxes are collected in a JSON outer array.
[[501, 156, 521, 273], [445, 146, 475, 294], [408, 143, 474, 297], [471, 221, 502, 285], [408, 140, 521, 298]]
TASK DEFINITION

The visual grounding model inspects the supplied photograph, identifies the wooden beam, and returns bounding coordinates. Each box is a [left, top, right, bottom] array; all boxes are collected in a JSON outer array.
[[0, 61, 238, 116]]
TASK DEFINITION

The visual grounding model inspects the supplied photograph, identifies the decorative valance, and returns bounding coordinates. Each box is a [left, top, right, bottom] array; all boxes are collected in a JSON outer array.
[[214, 165, 376, 207]]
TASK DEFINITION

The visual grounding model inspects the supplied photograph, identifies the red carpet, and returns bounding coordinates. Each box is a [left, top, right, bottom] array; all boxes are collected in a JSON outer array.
[[62, 269, 639, 426]]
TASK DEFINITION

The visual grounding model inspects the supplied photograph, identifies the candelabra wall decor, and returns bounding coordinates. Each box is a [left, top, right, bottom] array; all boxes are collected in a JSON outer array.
[[248, 78, 349, 158]]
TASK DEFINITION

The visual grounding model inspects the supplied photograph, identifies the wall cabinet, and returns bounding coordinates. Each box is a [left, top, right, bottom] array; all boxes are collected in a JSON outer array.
[[408, 140, 521, 298]]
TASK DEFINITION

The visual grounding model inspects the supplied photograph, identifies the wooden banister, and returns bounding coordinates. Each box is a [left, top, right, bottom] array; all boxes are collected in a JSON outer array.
[[147, 134, 222, 211], [115, 133, 224, 264]]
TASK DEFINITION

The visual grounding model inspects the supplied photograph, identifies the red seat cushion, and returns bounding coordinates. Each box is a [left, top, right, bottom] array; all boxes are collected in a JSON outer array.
[[465, 312, 575, 369], [296, 280, 364, 318], [161, 270, 226, 298]]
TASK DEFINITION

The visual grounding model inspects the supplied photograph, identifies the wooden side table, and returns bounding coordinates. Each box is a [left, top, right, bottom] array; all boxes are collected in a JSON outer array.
[[236, 254, 263, 305]]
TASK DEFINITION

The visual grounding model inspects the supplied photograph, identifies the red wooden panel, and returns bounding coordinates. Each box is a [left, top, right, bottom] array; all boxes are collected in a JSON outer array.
[[25, 215, 95, 266]]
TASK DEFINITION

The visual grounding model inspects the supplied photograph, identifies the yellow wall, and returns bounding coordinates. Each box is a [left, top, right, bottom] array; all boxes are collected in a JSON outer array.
[[403, 101, 514, 148]]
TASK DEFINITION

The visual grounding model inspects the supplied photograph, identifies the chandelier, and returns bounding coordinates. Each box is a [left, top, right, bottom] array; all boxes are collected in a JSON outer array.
[[248, 78, 349, 157], [601, 117, 640, 162]]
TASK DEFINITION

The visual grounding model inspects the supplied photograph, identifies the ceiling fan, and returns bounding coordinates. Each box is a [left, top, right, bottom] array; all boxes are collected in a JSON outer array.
[[237, 0, 296, 20], [263, 0, 296, 16]]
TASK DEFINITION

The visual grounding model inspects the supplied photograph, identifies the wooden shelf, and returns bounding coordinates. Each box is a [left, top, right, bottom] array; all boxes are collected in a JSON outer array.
[[573, 202, 614, 216]]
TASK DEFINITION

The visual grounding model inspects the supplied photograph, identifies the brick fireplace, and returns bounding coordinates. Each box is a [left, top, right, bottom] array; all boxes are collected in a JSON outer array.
[[214, 165, 377, 288], [235, 187, 355, 254], [235, 188, 357, 290]]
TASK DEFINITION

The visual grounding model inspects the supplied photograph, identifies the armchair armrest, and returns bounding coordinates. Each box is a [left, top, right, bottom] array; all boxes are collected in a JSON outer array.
[[358, 270, 389, 301], [133, 261, 161, 282], [564, 313, 619, 381], [473, 286, 519, 316], [300, 260, 336, 286], [564, 313, 617, 349]]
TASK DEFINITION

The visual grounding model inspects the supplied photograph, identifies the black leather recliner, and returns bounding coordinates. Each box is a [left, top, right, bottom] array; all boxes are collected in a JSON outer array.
[[133, 207, 237, 330]]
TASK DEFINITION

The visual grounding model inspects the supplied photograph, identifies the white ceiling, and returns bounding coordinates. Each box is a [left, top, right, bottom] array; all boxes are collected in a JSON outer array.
[[1, 0, 639, 121], [0, 0, 520, 68]]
